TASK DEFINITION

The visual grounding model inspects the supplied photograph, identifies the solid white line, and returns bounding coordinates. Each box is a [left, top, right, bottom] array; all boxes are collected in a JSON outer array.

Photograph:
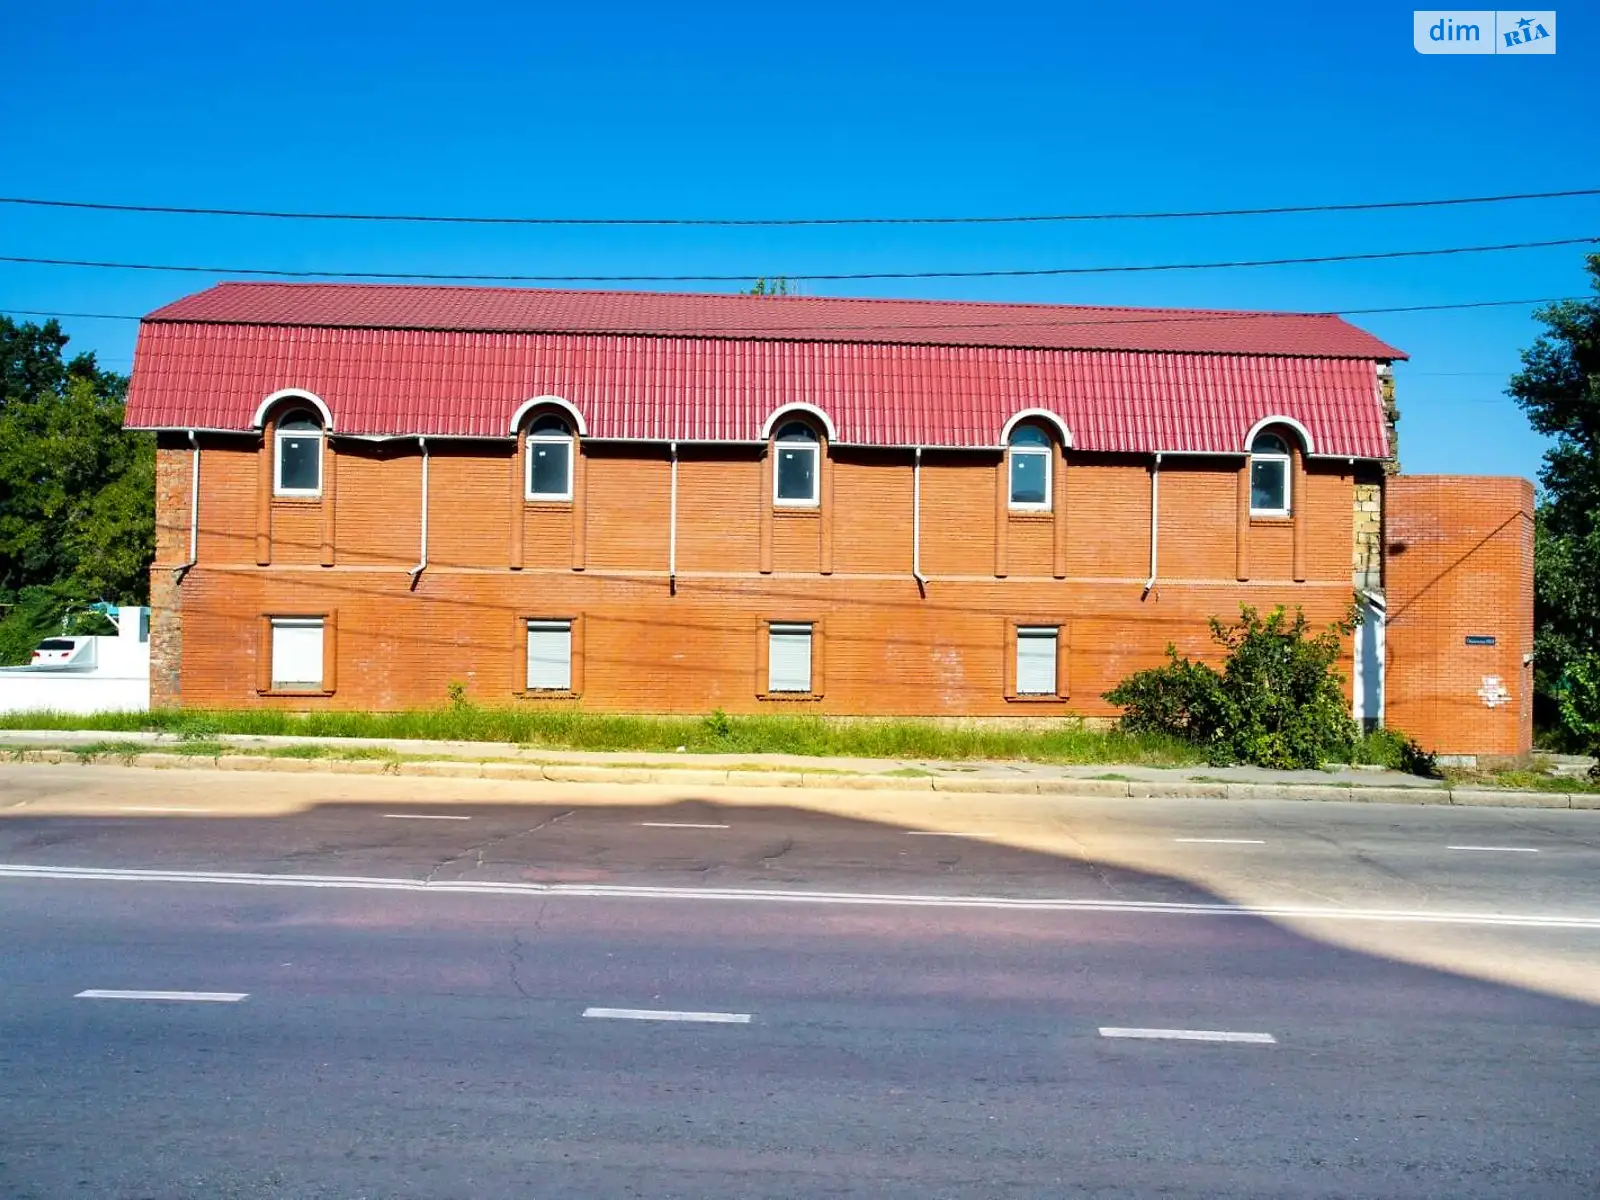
[[1173, 838, 1266, 845], [76, 989, 248, 1002], [3, 864, 1598, 930], [583, 1007, 750, 1024], [382, 813, 473, 821], [114, 806, 215, 814], [638, 821, 730, 829], [905, 830, 992, 838], [1447, 845, 1540, 853], [1099, 1027, 1275, 1044]]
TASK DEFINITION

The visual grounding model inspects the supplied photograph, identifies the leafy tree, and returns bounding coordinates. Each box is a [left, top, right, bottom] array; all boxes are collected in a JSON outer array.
[[1507, 254, 1600, 745], [0, 318, 150, 661], [746, 277, 795, 296]]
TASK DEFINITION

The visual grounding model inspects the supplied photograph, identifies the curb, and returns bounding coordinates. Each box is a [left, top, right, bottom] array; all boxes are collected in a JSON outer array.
[[5, 747, 1588, 810]]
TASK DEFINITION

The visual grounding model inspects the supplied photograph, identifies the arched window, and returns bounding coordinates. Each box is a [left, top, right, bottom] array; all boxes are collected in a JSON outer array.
[[773, 421, 820, 507], [526, 413, 574, 501], [1007, 424, 1052, 511], [274, 410, 324, 497], [1249, 431, 1292, 516]]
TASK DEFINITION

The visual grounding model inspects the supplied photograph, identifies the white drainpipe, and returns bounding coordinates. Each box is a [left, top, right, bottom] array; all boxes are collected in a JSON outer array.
[[1142, 452, 1162, 597], [668, 441, 679, 592], [912, 446, 928, 588], [173, 430, 200, 583], [407, 437, 429, 588]]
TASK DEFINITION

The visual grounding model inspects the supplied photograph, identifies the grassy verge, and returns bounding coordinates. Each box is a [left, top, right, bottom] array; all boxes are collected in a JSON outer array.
[[1444, 765, 1600, 794], [0, 706, 1205, 767]]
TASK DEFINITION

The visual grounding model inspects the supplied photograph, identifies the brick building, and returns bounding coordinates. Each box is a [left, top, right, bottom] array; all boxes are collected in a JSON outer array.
[[124, 283, 1532, 757]]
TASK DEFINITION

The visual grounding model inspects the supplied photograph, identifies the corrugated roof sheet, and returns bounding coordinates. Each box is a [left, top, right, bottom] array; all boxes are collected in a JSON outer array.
[[126, 284, 1399, 458]]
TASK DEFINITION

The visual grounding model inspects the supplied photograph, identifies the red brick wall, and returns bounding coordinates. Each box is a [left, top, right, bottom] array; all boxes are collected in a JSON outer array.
[[1385, 475, 1535, 758], [151, 432, 1362, 715]]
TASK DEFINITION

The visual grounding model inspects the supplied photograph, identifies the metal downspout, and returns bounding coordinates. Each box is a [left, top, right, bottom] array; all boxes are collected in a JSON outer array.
[[407, 437, 429, 590], [173, 431, 200, 583], [1142, 452, 1161, 598], [668, 441, 679, 594], [912, 447, 928, 592]]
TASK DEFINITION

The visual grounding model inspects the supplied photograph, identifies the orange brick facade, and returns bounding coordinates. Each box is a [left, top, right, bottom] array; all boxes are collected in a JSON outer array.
[[1384, 476, 1535, 759], [151, 425, 1374, 718]]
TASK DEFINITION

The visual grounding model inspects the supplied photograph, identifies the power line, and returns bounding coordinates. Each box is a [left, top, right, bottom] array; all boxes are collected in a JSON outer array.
[[1, 187, 1597, 227], [0, 236, 1594, 284], [0, 295, 1585, 330]]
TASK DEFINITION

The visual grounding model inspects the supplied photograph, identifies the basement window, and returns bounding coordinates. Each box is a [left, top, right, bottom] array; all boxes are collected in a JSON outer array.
[[270, 618, 324, 690], [773, 422, 820, 507], [1015, 626, 1059, 696], [274, 411, 324, 497], [526, 415, 574, 501], [526, 620, 573, 691], [767, 623, 814, 692], [1250, 432, 1291, 517]]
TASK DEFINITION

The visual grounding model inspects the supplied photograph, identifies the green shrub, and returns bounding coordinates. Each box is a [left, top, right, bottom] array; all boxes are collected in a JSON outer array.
[[1105, 605, 1357, 770], [1556, 653, 1600, 754], [1353, 727, 1441, 778]]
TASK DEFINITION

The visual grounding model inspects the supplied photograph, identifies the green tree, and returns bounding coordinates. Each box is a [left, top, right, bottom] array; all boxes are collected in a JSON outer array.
[[1507, 254, 1600, 745], [746, 277, 794, 296], [0, 318, 151, 661]]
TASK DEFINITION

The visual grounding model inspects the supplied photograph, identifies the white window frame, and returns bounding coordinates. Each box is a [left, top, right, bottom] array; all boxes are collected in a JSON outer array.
[[1249, 434, 1292, 517], [273, 413, 324, 498], [772, 424, 820, 508], [525, 420, 575, 502], [767, 622, 814, 693], [1015, 625, 1059, 696], [269, 617, 324, 691], [1007, 428, 1052, 512], [526, 619, 573, 691]]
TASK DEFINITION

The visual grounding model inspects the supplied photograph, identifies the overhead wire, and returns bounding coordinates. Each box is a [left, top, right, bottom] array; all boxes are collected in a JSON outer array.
[[1, 186, 1596, 227]]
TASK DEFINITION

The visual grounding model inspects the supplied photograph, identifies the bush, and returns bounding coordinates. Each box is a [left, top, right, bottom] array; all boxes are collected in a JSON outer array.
[[1556, 653, 1600, 756], [1105, 605, 1357, 770], [1353, 727, 1441, 779]]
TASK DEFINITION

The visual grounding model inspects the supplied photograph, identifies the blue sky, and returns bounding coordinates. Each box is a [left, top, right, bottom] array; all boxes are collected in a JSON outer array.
[[2, 0, 1594, 479]]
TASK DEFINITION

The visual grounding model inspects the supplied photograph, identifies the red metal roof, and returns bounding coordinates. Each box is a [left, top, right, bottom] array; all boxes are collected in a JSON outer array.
[[126, 283, 1400, 458]]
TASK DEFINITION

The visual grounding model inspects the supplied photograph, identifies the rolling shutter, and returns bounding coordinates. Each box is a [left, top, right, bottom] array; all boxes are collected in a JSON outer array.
[[768, 623, 813, 693], [1015, 626, 1058, 696], [270, 618, 324, 689], [527, 620, 573, 690]]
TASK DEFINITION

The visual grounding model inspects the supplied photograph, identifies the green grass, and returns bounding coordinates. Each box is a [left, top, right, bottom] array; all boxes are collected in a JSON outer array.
[[0, 706, 1206, 767], [1444, 766, 1600, 794]]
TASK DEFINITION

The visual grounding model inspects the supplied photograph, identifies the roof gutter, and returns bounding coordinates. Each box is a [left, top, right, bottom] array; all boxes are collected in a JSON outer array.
[[407, 437, 429, 590], [1142, 452, 1161, 599], [912, 447, 928, 593], [173, 430, 200, 584]]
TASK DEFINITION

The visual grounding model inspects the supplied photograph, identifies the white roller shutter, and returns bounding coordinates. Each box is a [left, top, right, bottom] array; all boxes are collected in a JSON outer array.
[[271, 618, 324, 689], [527, 620, 573, 690], [1015, 626, 1058, 696], [768, 623, 813, 693]]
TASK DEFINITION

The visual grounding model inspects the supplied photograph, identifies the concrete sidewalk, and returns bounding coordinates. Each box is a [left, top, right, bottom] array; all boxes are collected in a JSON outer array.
[[1, 728, 1590, 809]]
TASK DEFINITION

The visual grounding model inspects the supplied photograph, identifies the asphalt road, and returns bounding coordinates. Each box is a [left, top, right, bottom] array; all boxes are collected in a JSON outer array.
[[1, 765, 1598, 1197]]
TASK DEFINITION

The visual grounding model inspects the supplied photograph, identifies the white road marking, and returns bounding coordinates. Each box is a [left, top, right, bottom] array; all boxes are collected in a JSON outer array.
[[1447, 845, 1540, 853], [1099, 1027, 1275, 1044], [638, 821, 730, 829], [1173, 838, 1266, 845], [76, 990, 248, 1002], [114, 806, 215, 814], [905, 830, 992, 838], [584, 1007, 750, 1024], [4, 865, 1598, 930], [382, 813, 472, 821]]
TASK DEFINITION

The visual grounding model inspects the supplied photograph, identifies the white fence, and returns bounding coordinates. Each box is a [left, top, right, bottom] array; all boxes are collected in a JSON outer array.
[[0, 606, 151, 715]]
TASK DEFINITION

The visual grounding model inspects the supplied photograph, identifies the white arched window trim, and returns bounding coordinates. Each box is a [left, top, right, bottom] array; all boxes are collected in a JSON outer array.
[[508, 395, 588, 438], [1248, 428, 1295, 518], [254, 389, 334, 431], [1242, 415, 1313, 456], [760, 403, 837, 443], [999, 408, 1073, 449]]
